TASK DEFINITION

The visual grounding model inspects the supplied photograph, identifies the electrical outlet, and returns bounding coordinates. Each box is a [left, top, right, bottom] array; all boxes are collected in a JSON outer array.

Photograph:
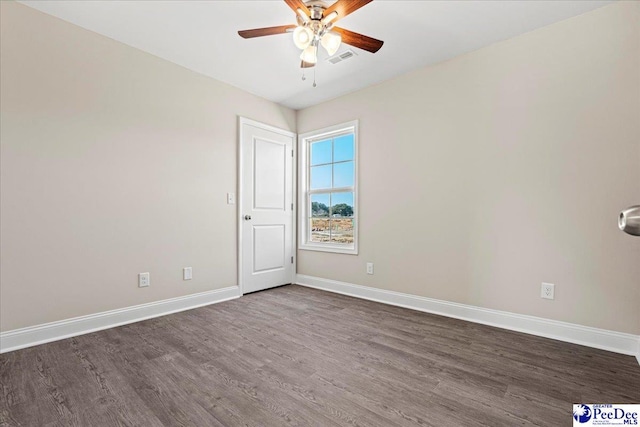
[[183, 267, 192, 280], [366, 263, 374, 275], [541, 282, 555, 300], [138, 272, 150, 288]]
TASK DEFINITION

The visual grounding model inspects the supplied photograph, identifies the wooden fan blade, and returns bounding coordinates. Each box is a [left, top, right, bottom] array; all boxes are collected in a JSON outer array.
[[333, 27, 383, 53], [323, 0, 372, 22], [238, 25, 296, 39], [301, 60, 315, 68], [284, 0, 310, 16]]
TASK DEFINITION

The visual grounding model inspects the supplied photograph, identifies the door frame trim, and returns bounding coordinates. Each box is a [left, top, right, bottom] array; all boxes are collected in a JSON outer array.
[[237, 117, 297, 295]]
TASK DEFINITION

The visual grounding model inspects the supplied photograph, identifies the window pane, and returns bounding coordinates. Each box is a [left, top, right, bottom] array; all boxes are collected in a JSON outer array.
[[333, 161, 354, 188], [310, 218, 331, 242], [310, 193, 330, 217], [310, 164, 332, 189], [302, 122, 357, 252], [330, 218, 354, 244], [331, 192, 354, 218], [333, 134, 354, 162], [310, 139, 332, 165]]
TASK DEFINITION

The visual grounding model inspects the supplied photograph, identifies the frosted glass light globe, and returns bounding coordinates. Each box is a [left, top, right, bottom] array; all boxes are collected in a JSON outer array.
[[300, 44, 318, 64], [321, 31, 341, 56], [293, 26, 313, 50]]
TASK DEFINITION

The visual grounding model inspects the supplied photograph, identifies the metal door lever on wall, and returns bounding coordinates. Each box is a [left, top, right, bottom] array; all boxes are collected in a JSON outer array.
[[618, 205, 640, 236]]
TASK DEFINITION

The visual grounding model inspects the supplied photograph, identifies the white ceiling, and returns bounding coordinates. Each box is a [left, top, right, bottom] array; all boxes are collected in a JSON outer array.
[[20, 0, 612, 110]]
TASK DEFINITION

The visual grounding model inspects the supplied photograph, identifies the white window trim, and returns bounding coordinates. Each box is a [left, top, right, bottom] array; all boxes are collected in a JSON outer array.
[[298, 120, 358, 255]]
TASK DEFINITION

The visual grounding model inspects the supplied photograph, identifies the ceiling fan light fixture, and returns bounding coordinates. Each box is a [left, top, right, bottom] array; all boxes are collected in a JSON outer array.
[[300, 44, 318, 64], [321, 11, 339, 25], [293, 26, 313, 49], [237, 0, 384, 72], [321, 31, 341, 56]]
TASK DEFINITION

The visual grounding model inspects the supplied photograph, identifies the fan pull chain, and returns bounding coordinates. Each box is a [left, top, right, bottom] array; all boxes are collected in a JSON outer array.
[[313, 68, 317, 88], [301, 69, 306, 81]]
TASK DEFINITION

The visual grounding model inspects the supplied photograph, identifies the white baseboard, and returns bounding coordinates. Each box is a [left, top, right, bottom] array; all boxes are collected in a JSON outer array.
[[4, 279, 638, 365], [0, 286, 241, 354], [296, 275, 640, 362]]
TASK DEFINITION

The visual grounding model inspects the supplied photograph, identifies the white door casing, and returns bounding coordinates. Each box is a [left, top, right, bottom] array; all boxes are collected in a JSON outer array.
[[239, 118, 295, 294]]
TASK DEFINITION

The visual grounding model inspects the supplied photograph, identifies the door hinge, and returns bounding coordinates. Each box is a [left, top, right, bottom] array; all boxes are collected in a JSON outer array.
[[291, 256, 294, 264], [291, 149, 294, 157], [291, 203, 294, 210]]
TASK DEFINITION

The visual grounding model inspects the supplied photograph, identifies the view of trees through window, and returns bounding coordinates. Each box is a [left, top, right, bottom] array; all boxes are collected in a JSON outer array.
[[308, 133, 355, 244]]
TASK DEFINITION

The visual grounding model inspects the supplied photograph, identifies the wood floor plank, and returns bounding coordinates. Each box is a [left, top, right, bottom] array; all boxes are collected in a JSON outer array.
[[1, 285, 639, 426], [254, 356, 404, 427], [204, 355, 342, 427], [502, 385, 567, 427]]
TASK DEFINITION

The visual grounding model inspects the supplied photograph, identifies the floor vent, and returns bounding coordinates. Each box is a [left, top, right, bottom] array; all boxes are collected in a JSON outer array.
[[327, 49, 357, 64]]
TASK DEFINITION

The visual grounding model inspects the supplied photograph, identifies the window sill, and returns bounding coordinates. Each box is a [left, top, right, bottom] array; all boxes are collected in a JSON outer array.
[[299, 243, 358, 255]]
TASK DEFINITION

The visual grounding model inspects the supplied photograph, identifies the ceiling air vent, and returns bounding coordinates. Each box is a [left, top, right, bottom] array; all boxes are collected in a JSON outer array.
[[327, 49, 357, 64]]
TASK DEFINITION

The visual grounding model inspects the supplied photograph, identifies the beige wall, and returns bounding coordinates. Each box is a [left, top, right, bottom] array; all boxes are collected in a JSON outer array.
[[297, 2, 640, 335], [0, 2, 295, 331], [2, 1, 638, 336]]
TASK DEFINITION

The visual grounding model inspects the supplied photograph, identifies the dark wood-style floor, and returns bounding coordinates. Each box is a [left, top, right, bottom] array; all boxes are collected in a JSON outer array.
[[1, 285, 639, 426]]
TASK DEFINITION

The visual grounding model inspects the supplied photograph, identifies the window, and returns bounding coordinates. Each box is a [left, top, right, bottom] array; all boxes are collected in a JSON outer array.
[[299, 121, 358, 254]]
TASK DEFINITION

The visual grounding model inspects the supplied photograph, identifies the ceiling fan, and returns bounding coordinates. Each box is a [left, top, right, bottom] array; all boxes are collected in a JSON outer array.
[[238, 0, 383, 69]]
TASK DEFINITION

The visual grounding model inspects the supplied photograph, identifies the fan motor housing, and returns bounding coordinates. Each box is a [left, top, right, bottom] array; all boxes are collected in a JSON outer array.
[[306, 1, 329, 20]]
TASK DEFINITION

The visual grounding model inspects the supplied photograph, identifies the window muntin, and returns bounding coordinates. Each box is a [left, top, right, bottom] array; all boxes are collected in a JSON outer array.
[[299, 121, 358, 254]]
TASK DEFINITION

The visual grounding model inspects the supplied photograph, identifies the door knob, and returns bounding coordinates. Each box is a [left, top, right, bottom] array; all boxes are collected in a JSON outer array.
[[244, 215, 252, 220]]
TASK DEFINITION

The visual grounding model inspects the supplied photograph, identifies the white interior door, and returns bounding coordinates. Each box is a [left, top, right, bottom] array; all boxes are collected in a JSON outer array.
[[240, 118, 295, 294]]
